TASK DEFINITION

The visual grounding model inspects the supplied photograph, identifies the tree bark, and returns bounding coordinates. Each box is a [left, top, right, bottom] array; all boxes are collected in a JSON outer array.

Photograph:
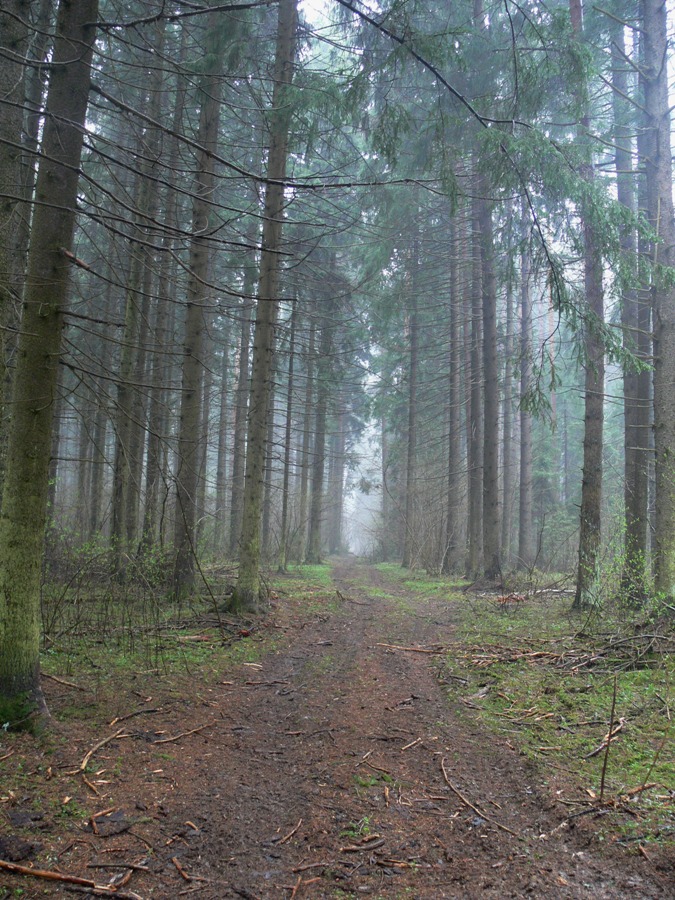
[[642, 0, 675, 599], [296, 317, 315, 560], [278, 306, 297, 570], [443, 214, 463, 573], [479, 193, 501, 579], [572, 0, 605, 610], [232, 0, 298, 611], [501, 239, 515, 565], [611, 19, 647, 601], [306, 296, 335, 564], [0, 0, 98, 721], [173, 16, 223, 596], [229, 292, 254, 558], [466, 189, 483, 577], [402, 238, 420, 569], [518, 225, 535, 570]]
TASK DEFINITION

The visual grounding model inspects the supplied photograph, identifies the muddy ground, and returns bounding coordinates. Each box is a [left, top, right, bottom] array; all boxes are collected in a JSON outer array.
[[0, 557, 673, 898]]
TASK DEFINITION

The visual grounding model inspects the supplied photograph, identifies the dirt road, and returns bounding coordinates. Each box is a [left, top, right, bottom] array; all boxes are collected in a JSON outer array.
[[148, 558, 669, 898], [2, 558, 671, 898]]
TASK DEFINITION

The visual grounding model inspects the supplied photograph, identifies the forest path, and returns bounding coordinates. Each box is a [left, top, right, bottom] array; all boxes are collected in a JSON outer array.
[[154, 557, 666, 899], [4, 558, 670, 899]]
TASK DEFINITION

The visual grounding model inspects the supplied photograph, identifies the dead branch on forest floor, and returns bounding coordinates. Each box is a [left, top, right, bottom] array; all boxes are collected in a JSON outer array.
[[0, 859, 141, 897], [80, 729, 130, 772], [440, 758, 518, 837], [42, 672, 87, 691], [376, 642, 445, 654], [153, 721, 215, 744]]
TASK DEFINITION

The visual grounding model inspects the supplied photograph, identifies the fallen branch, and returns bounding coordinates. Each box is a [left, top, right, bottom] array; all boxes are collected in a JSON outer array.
[[279, 818, 302, 844], [64, 888, 142, 899], [87, 863, 150, 872], [42, 673, 86, 691], [172, 856, 191, 881], [0, 859, 130, 894], [80, 730, 128, 772], [585, 718, 625, 760], [440, 758, 518, 837], [153, 721, 215, 744], [341, 838, 386, 852], [81, 774, 101, 796], [376, 642, 444, 654], [292, 861, 332, 872], [110, 707, 160, 726]]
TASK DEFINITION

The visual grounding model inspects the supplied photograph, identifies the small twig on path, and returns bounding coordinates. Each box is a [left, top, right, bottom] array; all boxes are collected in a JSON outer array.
[[336, 589, 367, 605], [440, 758, 518, 837], [292, 861, 332, 872], [80, 729, 129, 772], [585, 719, 625, 760], [110, 707, 160, 726], [172, 856, 191, 881], [89, 806, 117, 835], [0, 750, 15, 762], [153, 721, 215, 744], [42, 672, 87, 691], [279, 818, 302, 844], [400, 737, 422, 751], [377, 642, 444, 654], [87, 862, 150, 872], [340, 838, 386, 852], [63, 888, 142, 899], [81, 773, 100, 796]]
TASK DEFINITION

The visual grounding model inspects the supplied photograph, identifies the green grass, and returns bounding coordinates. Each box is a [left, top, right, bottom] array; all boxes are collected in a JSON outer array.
[[439, 590, 675, 845]]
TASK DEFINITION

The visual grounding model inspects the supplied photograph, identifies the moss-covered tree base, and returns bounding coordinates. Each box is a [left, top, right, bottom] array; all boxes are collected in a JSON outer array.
[[229, 585, 269, 616], [0, 687, 48, 733]]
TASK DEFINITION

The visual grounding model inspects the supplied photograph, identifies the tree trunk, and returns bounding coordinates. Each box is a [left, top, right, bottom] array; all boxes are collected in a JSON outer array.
[[173, 16, 223, 596], [306, 297, 334, 564], [610, 20, 647, 601], [0, 0, 98, 722], [402, 239, 420, 569], [642, 0, 675, 599], [572, 0, 605, 610], [0, 1, 32, 486], [229, 292, 253, 558], [479, 193, 501, 579], [232, 0, 298, 611], [518, 225, 535, 570], [501, 246, 515, 565], [141, 32, 188, 555], [443, 214, 463, 573], [296, 317, 315, 560], [214, 325, 231, 555], [278, 307, 297, 571], [327, 409, 346, 555], [466, 190, 483, 577], [261, 368, 277, 558]]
